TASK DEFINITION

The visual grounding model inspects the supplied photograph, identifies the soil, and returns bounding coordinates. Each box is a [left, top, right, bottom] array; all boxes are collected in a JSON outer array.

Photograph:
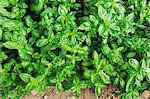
[[21, 86, 150, 99]]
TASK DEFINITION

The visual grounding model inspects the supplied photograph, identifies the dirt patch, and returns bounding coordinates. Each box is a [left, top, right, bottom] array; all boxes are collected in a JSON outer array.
[[21, 86, 150, 99]]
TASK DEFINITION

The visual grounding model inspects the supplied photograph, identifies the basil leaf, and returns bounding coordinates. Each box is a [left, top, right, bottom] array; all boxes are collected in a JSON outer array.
[[95, 86, 101, 96], [56, 82, 62, 92], [3, 41, 18, 49], [99, 71, 110, 84], [0, 0, 9, 7], [19, 73, 31, 83], [58, 5, 68, 16], [129, 59, 139, 70], [98, 5, 107, 18], [78, 22, 91, 31], [35, 38, 48, 47], [9, 0, 18, 5]]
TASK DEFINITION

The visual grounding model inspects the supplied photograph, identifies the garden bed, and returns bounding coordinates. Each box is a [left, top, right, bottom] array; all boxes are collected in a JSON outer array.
[[22, 87, 150, 99], [0, 0, 150, 98]]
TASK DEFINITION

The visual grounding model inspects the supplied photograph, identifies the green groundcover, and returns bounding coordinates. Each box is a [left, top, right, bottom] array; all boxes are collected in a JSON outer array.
[[0, 0, 150, 98]]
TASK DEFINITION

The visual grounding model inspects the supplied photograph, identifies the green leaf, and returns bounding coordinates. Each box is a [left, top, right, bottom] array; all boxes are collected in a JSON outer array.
[[89, 15, 96, 22], [95, 86, 101, 96], [89, 15, 98, 25], [0, 0, 9, 7], [84, 69, 92, 79], [9, 0, 18, 5], [115, 3, 125, 14], [126, 76, 135, 92], [86, 36, 91, 46], [114, 77, 119, 85], [56, 82, 62, 92], [0, 27, 2, 40], [95, 1, 103, 7], [31, 0, 44, 14], [141, 59, 146, 68], [120, 77, 125, 89], [0, 52, 7, 63], [25, 44, 34, 55], [25, 16, 33, 27], [98, 5, 107, 19], [0, 7, 10, 17], [19, 73, 31, 83], [98, 23, 108, 37], [99, 70, 110, 84], [35, 38, 48, 47], [132, 91, 139, 99], [126, 52, 136, 58], [78, 22, 91, 31], [18, 49, 29, 60], [146, 68, 150, 83], [25, 82, 34, 91], [126, 13, 135, 22], [129, 59, 139, 70], [1, 20, 16, 28], [93, 51, 99, 63], [58, 5, 68, 16], [141, 0, 147, 7], [3, 41, 18, 49], [101, 44, 111, 55]]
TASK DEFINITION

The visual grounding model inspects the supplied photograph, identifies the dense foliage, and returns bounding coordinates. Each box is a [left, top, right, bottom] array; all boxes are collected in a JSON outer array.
[[0, 0, 150, 98]]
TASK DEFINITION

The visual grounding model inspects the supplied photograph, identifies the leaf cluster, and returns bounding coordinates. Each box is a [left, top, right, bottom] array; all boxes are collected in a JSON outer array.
[[0, 0, 150, 98]]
